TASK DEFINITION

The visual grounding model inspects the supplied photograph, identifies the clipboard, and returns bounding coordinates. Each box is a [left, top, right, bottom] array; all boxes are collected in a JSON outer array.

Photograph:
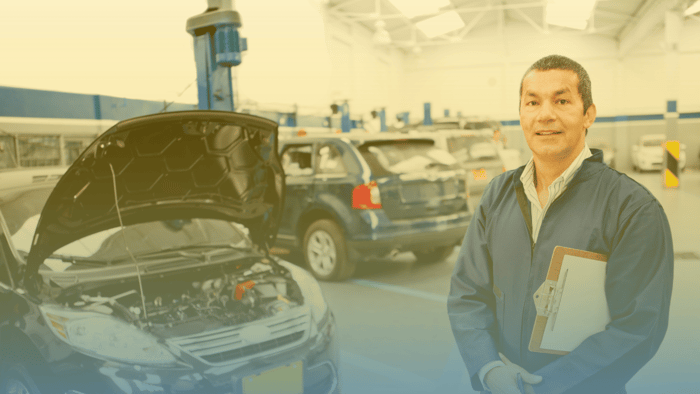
[[529, 246, 610, 355]]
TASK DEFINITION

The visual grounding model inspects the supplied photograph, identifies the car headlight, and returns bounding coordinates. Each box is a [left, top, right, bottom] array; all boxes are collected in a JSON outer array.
[[277, 260, 329, 325], [40, 305, 177, 366]]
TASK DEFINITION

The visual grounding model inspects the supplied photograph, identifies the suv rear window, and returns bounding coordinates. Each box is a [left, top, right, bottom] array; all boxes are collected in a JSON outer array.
[[357, 140, 458, 175], [446, 134, 499, 162]]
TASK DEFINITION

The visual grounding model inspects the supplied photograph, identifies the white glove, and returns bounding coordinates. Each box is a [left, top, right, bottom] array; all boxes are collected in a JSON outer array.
[[484, 353, 542, 394]]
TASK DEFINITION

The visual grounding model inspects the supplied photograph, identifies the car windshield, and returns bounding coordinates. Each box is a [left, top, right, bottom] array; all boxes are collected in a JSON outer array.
[[0, 185, 254, 272], [357, 140, 459, 175], [445, 134, 499, 163], [643, 138, 664, 147], [463, 121, 497, 130]]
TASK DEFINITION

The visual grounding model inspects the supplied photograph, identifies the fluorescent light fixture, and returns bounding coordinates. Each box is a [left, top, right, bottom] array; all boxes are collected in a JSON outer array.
[[373, 29, 392, 44], [388, 0, 451, 19], [685, 0, 700, 15], [546, 0, 597, 30], [373, 20, 392, 45], [416, 11, 466, 38]]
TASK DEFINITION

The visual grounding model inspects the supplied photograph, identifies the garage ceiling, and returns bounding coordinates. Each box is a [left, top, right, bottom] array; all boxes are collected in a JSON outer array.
[[325, 0, 697, 55]]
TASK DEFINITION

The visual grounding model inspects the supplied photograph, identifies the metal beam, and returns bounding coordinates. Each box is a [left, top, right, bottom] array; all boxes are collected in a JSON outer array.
[[513, 7, 546, 33], [330, 1, 544, 21], [596, 7, 635, 21], [458, 10, 489, 38], [617, 0, 683, 58], [452, 1, 545, 15], [329, 0, 363, 11]]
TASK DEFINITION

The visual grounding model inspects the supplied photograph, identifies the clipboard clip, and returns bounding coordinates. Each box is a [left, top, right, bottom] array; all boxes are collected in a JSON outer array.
[[534, 279, 558, 317], [533, 269, 568, 327]]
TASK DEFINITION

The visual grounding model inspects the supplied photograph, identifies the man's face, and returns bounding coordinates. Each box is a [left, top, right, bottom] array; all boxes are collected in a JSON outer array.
[[519, 69, 596, 163]]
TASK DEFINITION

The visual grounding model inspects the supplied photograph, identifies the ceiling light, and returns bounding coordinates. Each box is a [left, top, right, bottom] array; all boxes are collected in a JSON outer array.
[[373, 29, 392, 44], [416, 11, 466, 38], [686, 0, 700, 15], [373, 20, 392, 45], [546, 0, 597, 30], [388, 0, 451, 19]]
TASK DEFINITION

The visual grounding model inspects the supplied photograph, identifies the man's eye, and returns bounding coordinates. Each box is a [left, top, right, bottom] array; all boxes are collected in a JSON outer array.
[[557, 99, 569, 104], [526, 101, 538, 106]]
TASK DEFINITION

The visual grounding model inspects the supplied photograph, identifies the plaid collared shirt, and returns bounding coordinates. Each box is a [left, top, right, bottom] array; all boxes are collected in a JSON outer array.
[[519, 144, 592, 243]]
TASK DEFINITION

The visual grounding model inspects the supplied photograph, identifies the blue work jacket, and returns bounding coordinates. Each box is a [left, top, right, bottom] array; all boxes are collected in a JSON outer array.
[[448, 150, 674, 394]]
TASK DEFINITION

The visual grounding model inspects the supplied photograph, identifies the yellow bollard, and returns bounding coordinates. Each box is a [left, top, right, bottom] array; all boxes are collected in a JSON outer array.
[[663, 140, 680, 188]]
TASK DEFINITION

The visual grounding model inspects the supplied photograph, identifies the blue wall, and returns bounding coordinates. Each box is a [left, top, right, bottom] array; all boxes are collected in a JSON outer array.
[[0, 86, 196, 121]]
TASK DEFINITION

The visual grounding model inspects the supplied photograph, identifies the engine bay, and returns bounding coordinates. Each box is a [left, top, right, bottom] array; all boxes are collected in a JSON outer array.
[[53, 258, 305, 335]]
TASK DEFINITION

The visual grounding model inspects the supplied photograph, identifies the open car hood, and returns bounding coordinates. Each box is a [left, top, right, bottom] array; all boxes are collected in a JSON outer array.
[[26, 111, 284, 276]]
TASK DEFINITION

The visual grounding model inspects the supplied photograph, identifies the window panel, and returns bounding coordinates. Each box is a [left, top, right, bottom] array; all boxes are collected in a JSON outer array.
[[64, 138, 94, 165], [18, 136, 60, 167], [281, 145, 314, 176], [0, 136, 18, 169], [316, 144, 347, 174]]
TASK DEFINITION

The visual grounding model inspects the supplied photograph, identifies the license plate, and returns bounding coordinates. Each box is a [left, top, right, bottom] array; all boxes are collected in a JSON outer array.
[[472, 168, 488, 181], [242, 361, 303, 394]]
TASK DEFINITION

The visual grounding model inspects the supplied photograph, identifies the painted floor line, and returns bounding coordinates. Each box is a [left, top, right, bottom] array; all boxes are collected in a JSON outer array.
[[349, 279, 447, 303], [340, 350, 433, 389]]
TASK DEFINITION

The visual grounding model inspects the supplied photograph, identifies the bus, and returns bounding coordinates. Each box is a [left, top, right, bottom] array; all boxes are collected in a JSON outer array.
[[0, 117, 116, 170]]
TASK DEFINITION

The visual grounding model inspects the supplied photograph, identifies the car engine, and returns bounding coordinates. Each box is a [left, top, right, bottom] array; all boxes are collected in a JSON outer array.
[[55, 259, 305, 334]]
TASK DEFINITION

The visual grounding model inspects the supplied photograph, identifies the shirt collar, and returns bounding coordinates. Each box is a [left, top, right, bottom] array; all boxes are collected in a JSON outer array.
[[520, 143, 592, 189]]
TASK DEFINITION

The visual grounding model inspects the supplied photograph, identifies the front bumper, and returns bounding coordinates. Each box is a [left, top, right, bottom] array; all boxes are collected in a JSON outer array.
[[37, 314, 339, 394], [347, 210, 471, 257], [638, 160, 687, 171]]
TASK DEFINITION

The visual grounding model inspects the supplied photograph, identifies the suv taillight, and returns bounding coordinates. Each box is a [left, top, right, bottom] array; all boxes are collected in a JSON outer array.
[[352, 181, 382, 209]]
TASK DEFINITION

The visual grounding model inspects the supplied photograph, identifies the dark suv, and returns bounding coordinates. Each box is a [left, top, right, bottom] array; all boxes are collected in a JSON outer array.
[[276, 134, 472, 281]]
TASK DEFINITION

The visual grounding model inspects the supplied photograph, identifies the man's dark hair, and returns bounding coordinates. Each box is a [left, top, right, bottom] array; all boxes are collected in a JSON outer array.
[[519, 54, 593, 115]]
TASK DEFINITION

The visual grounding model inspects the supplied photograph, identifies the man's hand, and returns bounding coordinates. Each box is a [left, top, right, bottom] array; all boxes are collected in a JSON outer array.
[[483, 353, 542, 393]]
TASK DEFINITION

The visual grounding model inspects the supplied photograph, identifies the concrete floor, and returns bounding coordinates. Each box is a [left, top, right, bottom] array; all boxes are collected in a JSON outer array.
[[313, 169, 700, 394]]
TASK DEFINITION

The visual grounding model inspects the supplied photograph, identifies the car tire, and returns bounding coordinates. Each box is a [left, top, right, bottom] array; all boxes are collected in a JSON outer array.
[[303, 219, 356, 281], [412, 246, 454, 264], [0, 365, 43, 394]]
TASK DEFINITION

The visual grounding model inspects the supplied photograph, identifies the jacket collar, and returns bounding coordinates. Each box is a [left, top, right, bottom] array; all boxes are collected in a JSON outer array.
[[513, 148, 605, 189]]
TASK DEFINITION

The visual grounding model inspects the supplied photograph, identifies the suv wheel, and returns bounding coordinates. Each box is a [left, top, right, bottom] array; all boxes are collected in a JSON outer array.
[[412, 246, 454, 264], [303, 220, 356, 281]]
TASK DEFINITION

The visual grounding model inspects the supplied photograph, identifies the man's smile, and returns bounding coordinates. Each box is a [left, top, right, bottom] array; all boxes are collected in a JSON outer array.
[[536, 130, 563, 136]]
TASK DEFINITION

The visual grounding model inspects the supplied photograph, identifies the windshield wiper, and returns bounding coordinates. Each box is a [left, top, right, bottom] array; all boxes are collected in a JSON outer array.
[[133, 244, 255, 262], [47, 254, 107, 267]]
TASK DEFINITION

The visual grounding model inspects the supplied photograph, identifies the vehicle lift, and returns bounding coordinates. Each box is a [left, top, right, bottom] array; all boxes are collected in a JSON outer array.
[[186, 0, 245, 112]]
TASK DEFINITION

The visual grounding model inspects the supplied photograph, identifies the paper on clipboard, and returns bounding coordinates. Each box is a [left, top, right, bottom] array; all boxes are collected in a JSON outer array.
[[529, 246, 610, 355]]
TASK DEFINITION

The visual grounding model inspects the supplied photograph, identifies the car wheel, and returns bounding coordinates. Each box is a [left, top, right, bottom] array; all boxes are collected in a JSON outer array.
[[303, 219, 356, 281], [412, 246, 454, 264], [0, 365, 43, 394]]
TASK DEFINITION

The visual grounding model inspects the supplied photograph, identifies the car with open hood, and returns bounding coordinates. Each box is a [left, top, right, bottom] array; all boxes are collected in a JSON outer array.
[[0, 111, 338, 394]]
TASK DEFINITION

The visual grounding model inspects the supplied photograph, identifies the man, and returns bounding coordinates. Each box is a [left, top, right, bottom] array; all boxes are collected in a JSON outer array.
[[447, 54, 673, 394], [365, 110, 382, 133]]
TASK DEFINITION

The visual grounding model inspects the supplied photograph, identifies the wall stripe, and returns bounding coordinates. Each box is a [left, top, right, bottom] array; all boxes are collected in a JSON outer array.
[[667, 100, 678, 113], [500, 113, 678, 127], [679, 112, 700, 119]]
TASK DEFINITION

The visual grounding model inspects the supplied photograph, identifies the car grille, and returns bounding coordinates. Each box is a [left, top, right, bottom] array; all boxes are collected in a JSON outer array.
[[167, 309, 310, 366]]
